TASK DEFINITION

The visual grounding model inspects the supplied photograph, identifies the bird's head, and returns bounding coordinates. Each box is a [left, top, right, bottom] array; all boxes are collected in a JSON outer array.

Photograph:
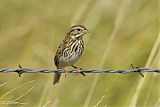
[[67, 25, 89, 40]]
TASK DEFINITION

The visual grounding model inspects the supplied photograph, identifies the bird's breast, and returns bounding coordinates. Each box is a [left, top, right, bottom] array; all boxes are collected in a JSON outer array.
[[58, 40, 84, 67]]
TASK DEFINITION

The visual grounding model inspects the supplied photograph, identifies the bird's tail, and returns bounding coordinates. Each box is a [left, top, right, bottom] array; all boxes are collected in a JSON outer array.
[[53, 72, 61, 85]]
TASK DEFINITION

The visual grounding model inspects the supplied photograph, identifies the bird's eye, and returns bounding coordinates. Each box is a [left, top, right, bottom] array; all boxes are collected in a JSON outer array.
[[77, 28, 80, 31]]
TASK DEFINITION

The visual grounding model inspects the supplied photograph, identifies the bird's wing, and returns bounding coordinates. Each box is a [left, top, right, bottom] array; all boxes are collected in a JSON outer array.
[[54, 40, 67, 68]]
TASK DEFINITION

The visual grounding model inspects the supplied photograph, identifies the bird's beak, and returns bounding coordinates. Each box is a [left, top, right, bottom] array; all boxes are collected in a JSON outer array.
[[84, 29, 90, 34]]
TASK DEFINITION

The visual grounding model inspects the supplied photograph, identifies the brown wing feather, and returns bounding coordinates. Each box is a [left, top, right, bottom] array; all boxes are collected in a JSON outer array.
[[54, 54, 59, 68], [54, 40, 67, 68], [53, 40, 67, 85]]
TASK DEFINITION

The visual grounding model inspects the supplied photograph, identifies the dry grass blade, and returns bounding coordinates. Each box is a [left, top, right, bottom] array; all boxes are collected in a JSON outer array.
[[12, 86, 34, 102], [0, 80, 35, 100], [0, 82, 7, 88], [0, 101, 27, 105], [42, 100, 51, 107]]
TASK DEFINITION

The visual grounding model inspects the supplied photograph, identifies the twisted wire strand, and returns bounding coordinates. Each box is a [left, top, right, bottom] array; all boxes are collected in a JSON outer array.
[[0, 68, 159, 73], [0, 66, 159, 76]]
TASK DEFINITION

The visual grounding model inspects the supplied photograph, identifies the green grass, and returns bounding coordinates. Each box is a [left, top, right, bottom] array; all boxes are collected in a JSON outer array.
[[0, 0, 159, 107]]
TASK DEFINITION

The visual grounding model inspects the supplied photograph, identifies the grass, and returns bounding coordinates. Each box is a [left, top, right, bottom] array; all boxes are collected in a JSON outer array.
[[0, 0, 159, 107]]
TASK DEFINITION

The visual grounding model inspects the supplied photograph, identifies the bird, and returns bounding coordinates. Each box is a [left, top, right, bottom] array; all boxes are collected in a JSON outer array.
[[53, 25, 89, 85]]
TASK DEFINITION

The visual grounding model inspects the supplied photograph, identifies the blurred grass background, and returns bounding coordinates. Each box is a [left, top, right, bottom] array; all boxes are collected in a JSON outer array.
[[0, 0, 160, 107]]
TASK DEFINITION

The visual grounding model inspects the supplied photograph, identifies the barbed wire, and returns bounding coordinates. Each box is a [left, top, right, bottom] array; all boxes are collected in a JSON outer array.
[[0, 65, 159, 77]]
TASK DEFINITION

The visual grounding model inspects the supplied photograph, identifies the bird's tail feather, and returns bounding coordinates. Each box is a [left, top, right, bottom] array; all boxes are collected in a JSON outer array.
[[53, 72, 61, 85]]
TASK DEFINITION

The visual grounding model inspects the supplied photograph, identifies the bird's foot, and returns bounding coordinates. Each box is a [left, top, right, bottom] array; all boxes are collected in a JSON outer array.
[[63, 69, 68, 78]]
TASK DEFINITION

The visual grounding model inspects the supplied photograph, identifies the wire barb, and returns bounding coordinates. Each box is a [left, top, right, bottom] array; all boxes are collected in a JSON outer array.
[[16, 64, 24, 77], [131, 64, 144, 78]]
